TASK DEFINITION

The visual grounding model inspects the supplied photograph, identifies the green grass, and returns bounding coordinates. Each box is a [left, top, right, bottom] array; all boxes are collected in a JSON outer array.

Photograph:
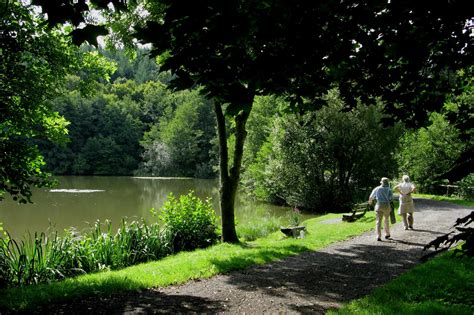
[[328, 253, 474, 315], [0, 212, 375, 312], [415, 194, 474, 208]]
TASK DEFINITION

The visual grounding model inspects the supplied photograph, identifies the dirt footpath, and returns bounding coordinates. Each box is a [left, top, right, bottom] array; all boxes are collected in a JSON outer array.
[[38, 198, 472, 314]]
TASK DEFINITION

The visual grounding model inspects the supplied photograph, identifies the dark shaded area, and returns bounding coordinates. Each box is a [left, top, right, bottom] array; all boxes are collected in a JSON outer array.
[[9, 292, 225, 315]]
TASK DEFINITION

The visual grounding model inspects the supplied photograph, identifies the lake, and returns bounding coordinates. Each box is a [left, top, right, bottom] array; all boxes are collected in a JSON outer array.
[[0, 176, 298, 239]]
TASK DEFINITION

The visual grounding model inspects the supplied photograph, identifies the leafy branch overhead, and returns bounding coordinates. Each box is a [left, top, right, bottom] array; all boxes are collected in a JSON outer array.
[[423, 211, 474, 260], [30, 0, 126, 46]]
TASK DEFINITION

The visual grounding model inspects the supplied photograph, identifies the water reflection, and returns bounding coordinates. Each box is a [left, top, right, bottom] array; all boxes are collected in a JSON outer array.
[[0, 176, 296, 239]]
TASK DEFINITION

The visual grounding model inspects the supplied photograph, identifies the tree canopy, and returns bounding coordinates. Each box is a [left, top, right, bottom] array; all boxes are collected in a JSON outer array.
[[0, 2, 116, 202], [1, 2, 75, 203], [133, 0, 472, 124]]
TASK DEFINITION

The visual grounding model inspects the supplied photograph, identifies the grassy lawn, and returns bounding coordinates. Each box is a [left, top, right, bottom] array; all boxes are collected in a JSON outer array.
[[0, 212, 376, 312], [328, 253, 474, 315]]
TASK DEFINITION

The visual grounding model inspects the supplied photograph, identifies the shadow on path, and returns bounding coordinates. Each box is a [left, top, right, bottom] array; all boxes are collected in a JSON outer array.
[[31, 291, 225, 314]]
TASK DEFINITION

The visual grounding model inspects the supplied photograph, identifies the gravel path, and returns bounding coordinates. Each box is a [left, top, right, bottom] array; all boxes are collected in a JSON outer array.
[[36, 198, 472, 314]]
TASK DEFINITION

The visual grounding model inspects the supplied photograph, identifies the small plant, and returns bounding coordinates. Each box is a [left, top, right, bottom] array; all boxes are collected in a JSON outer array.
[[288, 207, 302, 227], [159, 191, 219, 252]]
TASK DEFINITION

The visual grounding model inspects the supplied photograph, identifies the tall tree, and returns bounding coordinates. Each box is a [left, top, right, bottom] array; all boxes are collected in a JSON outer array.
[[0, 2, 74, 203], [24, 0, 474, 242], [1, 1, 117, 202], [245, 91, 401, 211]]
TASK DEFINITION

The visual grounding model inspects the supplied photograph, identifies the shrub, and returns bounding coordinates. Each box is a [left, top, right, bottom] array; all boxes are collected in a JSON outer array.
[[456, 174, 474, 199], [0, 231, 78, 287], [288, 207, 302, 227], [112, 219, 169, 268], [159, 191, 219, 252], [244, 90, 400, 212]]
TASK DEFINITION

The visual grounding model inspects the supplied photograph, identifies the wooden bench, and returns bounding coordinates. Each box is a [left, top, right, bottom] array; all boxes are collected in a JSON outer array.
[[342, 202, 372, 222]]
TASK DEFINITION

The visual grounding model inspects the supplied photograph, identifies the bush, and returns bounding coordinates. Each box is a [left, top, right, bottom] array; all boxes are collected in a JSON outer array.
[[244, 90, 400, 211], [456, 174, 474, 199], [159, 191, 219, 252]]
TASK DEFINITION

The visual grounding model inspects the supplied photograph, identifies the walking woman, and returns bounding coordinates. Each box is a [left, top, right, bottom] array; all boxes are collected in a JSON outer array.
[[394, 175, 416, 230]]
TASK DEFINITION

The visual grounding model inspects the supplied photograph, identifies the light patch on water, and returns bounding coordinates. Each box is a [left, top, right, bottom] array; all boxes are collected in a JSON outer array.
[[133, 176, 193, 180], [49, 189, 105, 193]]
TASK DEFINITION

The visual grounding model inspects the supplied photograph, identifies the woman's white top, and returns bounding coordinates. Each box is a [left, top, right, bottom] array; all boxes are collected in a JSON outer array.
[[397, 182, 416, 213], [398, 182, 415, 195]]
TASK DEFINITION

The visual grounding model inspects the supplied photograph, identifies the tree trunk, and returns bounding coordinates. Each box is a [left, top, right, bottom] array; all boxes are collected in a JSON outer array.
[[213, 101, 251, 243]]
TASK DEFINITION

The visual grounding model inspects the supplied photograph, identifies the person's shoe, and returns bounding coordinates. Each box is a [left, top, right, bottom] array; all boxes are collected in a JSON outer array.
[[405, 226, 409, 230], [377, 237, 382, 241], [385, 235, 391, 239], [409, 226, 413, 229]]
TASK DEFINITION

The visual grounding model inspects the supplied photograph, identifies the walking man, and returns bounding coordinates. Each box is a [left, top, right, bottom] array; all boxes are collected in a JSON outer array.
[[369, 177, 394, 241]]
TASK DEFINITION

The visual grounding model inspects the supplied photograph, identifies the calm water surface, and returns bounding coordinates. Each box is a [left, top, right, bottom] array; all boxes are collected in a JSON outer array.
[[0, 176, 299, 239]]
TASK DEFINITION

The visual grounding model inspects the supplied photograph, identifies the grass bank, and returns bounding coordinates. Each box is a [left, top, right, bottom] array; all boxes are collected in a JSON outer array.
[[0, 212, 375, 312], [329, 253, 474, 314]]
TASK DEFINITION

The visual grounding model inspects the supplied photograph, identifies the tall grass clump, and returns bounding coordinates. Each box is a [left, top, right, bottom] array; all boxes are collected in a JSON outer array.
[[236, 207, 282, 241], [0, 231, 84, 287], [159, 192, 219, 252], [0, 191, 219, 288], [112, 219, 169, 268]]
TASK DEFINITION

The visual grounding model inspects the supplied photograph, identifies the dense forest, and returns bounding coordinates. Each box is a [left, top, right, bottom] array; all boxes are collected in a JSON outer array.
[[38, 48, 217, 179], [37, 47, 473, 211]]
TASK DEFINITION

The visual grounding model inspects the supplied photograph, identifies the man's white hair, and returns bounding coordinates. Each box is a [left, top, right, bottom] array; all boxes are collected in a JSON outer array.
[[402, 175, 410, 182]]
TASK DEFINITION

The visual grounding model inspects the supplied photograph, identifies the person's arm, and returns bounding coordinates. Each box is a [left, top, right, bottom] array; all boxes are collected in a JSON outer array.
[[368, 188, 376, 204], [394, 184, 401, 194]]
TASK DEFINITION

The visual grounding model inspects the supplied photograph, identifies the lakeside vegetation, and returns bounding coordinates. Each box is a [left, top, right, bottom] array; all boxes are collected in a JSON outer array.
[[0, 192, 220, 288], [0, 211, 375, 311]]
